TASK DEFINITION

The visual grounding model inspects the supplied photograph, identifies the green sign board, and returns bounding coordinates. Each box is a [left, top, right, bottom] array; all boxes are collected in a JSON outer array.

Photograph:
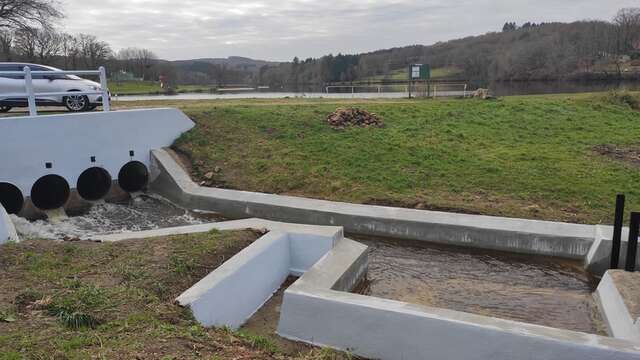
[[409, 64, 431, 80]]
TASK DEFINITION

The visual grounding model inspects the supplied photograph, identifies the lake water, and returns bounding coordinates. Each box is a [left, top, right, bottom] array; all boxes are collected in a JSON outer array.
[[115, 80, 639, 101]]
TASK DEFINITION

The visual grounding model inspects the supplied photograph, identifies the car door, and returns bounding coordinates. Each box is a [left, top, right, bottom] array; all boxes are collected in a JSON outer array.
[[28, 65, 60, 105], [0, 65, 26, 102]]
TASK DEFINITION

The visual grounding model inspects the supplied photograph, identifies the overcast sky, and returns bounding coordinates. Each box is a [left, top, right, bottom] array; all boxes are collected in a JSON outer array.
[[60, 0, 637, 61]]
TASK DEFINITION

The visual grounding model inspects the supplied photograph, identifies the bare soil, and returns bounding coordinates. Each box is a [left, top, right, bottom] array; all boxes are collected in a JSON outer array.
[[593, 144, 640, 167], [609, 270, 640, 320]]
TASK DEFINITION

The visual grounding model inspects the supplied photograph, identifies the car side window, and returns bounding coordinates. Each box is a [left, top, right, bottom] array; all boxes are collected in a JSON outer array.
[[28, 65, 49, 80], [0, 65, 24, 79]]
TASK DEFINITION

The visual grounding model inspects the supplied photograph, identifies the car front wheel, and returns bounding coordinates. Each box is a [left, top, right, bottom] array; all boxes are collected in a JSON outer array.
[[63, 94, 91, 112], [0, 106, 11, 113]]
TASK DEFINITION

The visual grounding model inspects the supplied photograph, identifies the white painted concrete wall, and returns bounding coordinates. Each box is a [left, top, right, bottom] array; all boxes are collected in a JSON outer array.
[[0, 205, 18, 244], [278, 238, 640, 360], [595, 271, 640, 342], [161, 220, 340, 329], [177, 232, 291, 328], [150, 148, 597, 260], [586, 225, 640, 275], [0, 109, 194, 196]]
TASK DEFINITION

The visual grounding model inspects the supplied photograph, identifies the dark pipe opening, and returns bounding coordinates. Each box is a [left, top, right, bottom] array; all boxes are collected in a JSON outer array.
[[30, 175, 70, 210], [0, 182, 24, 214], [77, 167, 112, 201], [118, 161, 149, 193]]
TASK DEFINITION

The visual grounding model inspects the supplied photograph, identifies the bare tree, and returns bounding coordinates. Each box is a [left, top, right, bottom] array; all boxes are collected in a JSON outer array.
[[613, 8, 640, 53], [13, 27, 37, 61], [77, 33, 111, 68], [34, 26, 60, 62], [0, 0, 63, 30], [0, 29, 13, 60], [117, 47, 157, 80], [59, 32, 79, 68]]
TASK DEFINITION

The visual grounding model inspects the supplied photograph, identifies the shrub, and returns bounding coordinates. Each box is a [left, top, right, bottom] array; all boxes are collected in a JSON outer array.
[[602, 90, 640, 110]]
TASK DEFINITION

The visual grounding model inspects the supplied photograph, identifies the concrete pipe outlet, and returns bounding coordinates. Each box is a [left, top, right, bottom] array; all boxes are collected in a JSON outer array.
[[0, 182, 24, 214], [118, 161, 149, 193], [77, 167, 112, 201], [30, 175, 71, 210]]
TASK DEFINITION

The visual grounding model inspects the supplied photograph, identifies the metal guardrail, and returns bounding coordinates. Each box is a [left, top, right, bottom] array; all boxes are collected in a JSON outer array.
[[0, 66, 110, 116], [326, 82, 469, 98]]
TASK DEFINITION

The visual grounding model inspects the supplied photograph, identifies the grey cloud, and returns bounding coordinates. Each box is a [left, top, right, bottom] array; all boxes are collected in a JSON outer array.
[[60, 0, 638, 61]]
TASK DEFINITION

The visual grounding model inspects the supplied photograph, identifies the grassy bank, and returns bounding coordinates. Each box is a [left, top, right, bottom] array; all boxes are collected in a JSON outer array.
[[0, 230, 345, 359], [157, 92, 640, 224]]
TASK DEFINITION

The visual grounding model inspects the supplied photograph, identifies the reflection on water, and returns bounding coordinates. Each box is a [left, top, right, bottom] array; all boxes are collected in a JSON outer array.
[[353, 236, 604, 335], [490, 80, 640, 96], [11, 194, 220, 240]]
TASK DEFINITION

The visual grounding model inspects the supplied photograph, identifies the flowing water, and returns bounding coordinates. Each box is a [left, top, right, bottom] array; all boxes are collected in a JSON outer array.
[[353, 236, 604, 335], [11, 194, 219, 240]]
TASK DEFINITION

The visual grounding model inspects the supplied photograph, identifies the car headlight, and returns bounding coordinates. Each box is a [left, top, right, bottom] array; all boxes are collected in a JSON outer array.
[[91, 85, 101, 91]]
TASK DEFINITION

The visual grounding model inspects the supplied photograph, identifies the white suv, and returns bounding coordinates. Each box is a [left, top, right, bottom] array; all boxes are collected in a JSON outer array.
[[0, 62, 107, 112]]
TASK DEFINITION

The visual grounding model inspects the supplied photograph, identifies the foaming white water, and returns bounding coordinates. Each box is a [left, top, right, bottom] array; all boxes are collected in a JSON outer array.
[[12, 194, 210, 240]]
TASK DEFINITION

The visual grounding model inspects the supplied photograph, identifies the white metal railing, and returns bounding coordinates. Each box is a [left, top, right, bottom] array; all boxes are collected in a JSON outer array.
[[325, 85, 409, 96], [0, 66, 110, 116]]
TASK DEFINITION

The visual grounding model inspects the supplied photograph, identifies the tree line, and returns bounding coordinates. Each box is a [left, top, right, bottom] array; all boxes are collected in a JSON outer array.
[[260, 8, 640, 87], [1, 1, 639, 89]]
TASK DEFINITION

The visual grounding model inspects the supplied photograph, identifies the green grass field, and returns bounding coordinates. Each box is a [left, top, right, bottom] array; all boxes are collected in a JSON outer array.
[[159, 92, 640, 224], [0, 230, 348, 359]]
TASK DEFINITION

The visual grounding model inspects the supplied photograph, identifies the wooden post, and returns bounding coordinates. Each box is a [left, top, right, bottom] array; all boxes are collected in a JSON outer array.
[[625, 212, 640, 272], [611, 194, 625, 269]]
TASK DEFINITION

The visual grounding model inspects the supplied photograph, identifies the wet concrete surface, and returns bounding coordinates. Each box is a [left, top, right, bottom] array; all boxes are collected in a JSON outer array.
[[12, 194, 223, 240], [351, 235, 606, 335]]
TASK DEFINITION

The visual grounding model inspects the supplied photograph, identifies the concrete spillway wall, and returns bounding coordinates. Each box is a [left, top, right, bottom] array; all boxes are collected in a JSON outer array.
[[0, 204, 18, 244], [0, 109, 194, 216]]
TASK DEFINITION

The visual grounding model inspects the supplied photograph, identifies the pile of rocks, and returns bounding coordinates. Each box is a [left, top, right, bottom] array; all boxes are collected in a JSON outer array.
[[326, 108, 383, 129]]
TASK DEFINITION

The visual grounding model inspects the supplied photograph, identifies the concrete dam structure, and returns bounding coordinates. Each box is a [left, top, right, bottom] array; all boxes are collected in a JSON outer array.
[[2, 103, 640, 359], [0, 108, 194, 217]]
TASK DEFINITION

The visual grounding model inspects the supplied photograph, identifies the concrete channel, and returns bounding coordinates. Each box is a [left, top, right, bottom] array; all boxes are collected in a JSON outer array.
[[4, 107, 640, 359], [149, 148, 640, 274]]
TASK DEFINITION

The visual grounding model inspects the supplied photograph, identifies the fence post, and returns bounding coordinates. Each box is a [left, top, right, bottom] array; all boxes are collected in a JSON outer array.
[[625, 212, 640, 272], [463, 84, 468, 98], [23, 66, 37, 116], [611, 194, 625, 269], [99, 66, 110, 112]]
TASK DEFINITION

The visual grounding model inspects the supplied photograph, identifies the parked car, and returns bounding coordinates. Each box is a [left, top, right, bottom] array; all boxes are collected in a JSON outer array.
[[0, 63, 107, 112]]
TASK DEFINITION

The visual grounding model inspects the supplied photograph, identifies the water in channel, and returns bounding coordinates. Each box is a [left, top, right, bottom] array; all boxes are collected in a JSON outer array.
[[353, 236, 605, 335]]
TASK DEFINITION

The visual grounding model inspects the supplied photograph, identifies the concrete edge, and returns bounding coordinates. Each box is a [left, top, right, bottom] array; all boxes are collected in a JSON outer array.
[[149, 148, 597, 260], [92, 218, 343, 242], [595, 271, 640, 342], [0, 204, 19, 244], [91, 217, 344, 329], [586, 225, 640, 275], [175, 231, 289, 306], [277, 237, 640, 360]]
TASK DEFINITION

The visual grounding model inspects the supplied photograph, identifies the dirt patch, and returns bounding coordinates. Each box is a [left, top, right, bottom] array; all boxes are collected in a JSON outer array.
[[609, 270, 640, 321], [326, 108, 383, 129], [240, 276, 317, 356], [593, 144, 640, 167], [364, 197, 484, 215]]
